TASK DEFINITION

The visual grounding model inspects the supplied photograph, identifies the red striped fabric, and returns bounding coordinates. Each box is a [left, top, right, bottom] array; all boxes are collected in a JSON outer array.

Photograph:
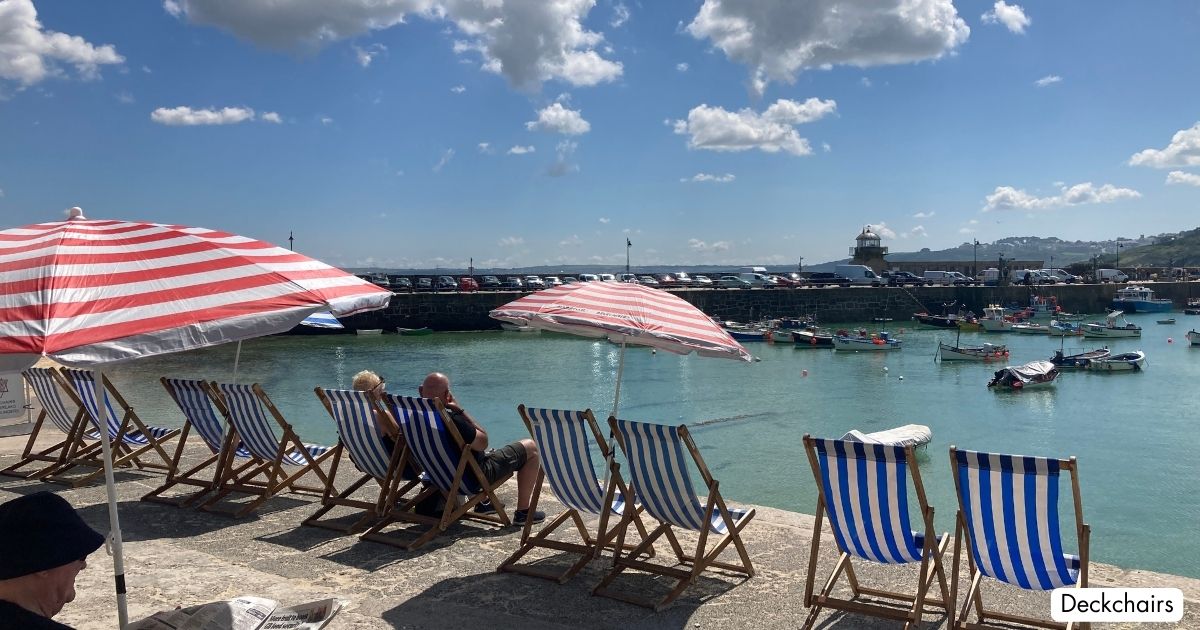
[[490, 281, 751, 362], [0, 215, 391, 367]]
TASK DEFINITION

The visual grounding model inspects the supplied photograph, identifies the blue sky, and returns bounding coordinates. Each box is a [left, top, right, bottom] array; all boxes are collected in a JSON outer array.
[[2, 0, 1199, 270]]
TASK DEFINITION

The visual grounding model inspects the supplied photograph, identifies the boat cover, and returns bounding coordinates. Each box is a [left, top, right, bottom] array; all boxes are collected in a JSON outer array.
[[1009, 360, 1056, 379], [841, 424, 933, 448]]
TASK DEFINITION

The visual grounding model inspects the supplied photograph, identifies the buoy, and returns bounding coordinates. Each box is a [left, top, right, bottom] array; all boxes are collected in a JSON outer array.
[[651, 348, 657, 354], [1168, 338, 1174, 344], [801, 369, 809, 377], [754, 356, 762, 362], [898, 376, 904, 381], [883, 366, 889, 372]]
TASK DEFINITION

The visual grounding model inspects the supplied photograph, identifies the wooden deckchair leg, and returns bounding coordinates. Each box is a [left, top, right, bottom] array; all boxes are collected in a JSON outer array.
[[802, 551, 853, 630], [805, 499, 826, 607]]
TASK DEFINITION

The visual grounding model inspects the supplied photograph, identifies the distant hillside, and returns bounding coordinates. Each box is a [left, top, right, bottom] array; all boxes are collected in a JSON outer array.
[[1119, 227, 1200, 266], [884, 234, 1161, 266]]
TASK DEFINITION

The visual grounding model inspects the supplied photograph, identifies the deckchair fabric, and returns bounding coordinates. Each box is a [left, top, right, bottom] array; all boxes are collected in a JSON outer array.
[[811, 438, 927, 564], [63, 369, 176, 446], [26, 368, 98, 439], [953, 449, 1079, 590], [614, 418, 747, 535], [389, 395, 480, 494], [525, 407, 625, 516], [163, 378, 248, 458], [324, 389, 393, 480], [0, 368, 94, 479], [217, 383, 332, 465]]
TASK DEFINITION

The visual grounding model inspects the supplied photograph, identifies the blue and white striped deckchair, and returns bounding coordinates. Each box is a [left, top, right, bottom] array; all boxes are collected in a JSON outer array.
[[801, 436, 950, 630], [498, 406, 654, 583], [361, 394, 510, 550], [44, 368, 179, 487], [595, 417, 755, 611], [0, 368, 97, 479], [199, 382, 336, 518], [304, 388, 422, 533], [142, 378, 254, 506], [950, 447, 1089, 630]]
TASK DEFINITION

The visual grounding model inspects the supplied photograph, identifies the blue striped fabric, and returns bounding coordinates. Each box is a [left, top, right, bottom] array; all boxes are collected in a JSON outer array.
[[812, 438, 924, 564], [63, 369, 173, 445], [613, 418, 745, 535], [215, 383, 285, 460], [524, 408, 626, 516], [162, 378, 249, 458], [321, 389, 392, 480], [954, 450, 1080, 590], [23, 368, 98, 440], [387, 395, 481, 495]]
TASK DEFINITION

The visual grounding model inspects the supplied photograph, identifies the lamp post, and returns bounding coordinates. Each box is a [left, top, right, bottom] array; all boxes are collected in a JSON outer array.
[[972, 239, 979, 278], [625, 238, 631, 274], [798, 256, 804, 274], [1116, 241, 1123, 269]]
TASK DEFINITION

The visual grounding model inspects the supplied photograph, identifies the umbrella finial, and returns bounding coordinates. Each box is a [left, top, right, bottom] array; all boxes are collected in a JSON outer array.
[[66, 206, 86, 220]]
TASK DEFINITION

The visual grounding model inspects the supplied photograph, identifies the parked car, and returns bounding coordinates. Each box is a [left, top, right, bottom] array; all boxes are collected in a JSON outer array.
[[806, 272, 851, 287], [598, 273, 617, 282], [618, 273, 638, 283], [883, 271, 926, 286], [505, 276, 525, 289], [673, 272, 696, 287], [577, 273, 600, 282], [1046, 268, 1082, 284], [390, 277, 413, 292], [772, 273, 803, 287], [543, 276, 563, 288], [524, 275, 545, 289], [717, 275, 752, 289], [459, 277, 479, 292], [656, 274, 678, 287], [637, 275, 659, 286], [560, 276, 578, 284], [479, 275, 502, 290], [415, 277, 433, 291], [692, 275, 714, 287], [436, 275, 458, 291]]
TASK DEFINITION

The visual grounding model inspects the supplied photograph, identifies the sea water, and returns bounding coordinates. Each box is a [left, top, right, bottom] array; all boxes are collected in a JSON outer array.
[[93, 312, 1200, 579]]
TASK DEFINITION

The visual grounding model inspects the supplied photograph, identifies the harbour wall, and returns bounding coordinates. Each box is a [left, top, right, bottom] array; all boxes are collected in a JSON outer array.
[[340, 282, 1200, 331]]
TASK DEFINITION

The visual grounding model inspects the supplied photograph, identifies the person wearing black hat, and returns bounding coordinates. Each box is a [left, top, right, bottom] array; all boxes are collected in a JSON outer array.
[[0, 491, 105, 629]]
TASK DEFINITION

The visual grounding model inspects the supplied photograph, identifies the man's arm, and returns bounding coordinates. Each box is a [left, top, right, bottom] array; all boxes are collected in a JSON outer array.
[[447, 403, 488, 451]]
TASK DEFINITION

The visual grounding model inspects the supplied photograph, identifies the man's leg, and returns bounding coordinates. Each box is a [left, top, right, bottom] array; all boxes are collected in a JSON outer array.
[[514, 438, 539, 510]]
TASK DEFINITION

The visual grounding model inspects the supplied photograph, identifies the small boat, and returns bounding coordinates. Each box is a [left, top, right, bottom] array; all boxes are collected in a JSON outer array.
[[841, 424, 932, 449], [833, 330, 902, 351], [913, 312, 958, 328], [1010, 295, 1063, 322], [1050, 347, 1111, 369], [397, 327, 433, 336], [770, 329, 794, 343], [355, 329, 383, 336], [1112, 285, 1173, 313], [1187, 308, 1200, 316], [1156, 318, 1176, 325], [987, 360, 1060, 390], [979, 304, 1014, 333], [938, 341, 1009, 361], [1011, 323, 1050, 335], [872, 317, 894, 323], [956, 319, 984, 332], [1047, 320, 1084, 336], [1188, 330, 1200, 346], [792, 329, 835, 348], [725, 325, 769, 342], [500, 322, 538, 332], [1083, 311, 1142, 338], [1088, 350, 1146, 372]]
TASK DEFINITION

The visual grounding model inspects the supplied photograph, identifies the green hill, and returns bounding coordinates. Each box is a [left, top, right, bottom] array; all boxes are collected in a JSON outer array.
[[1119, 227, 1200, 266]]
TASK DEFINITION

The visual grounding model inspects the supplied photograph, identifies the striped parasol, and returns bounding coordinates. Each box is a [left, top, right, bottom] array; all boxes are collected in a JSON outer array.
[[0, 207, 389, 370]]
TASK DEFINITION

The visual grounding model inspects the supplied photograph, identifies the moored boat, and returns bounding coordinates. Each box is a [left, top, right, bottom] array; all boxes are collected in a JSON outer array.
[[397, 327, 433, 336], [1048, 320, 1084, 336], [1088, 350, 1146, 372], [987, 360, 1060, 390], [956, 319, 984, 332], [913, 312, 958, 328], [1188, 330, 1200, 346], [1156, 318, 1176, 325], [1011, 323, 1050, 335], [979, 304, 1014, 333], [1112, 285, 1173, 313], [1050, 347, 1111, 369], [833, 330, 902, 351], [1083, 311, 1142, 338], [793, 329, 835, 348], [938, 341, 1009, 361], [725, 325, 769, 342], [355, 328, 383, 335]]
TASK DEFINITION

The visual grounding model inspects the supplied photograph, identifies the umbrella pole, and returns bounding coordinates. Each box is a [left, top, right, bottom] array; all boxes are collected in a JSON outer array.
[[94, 369, 129, 629], [602, 338, 627, 497], [232, 339, 242, 382]]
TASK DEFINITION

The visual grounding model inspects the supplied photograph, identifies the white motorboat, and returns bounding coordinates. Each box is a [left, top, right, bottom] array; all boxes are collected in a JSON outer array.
[[979, 305, 1015, 332], [833, 330, 902, 351], [1048, 320, 1084, 336], [1187, 330, 1200, 346], [938, 341, 1009, 361], [1012, 323, 1050, 335], [1050, 347, 1111, 369], [841, 424, 932, 449], [1083, 311, 1142, 338], [355, 329, 383, 335], [1088, 350, 1146, 372]]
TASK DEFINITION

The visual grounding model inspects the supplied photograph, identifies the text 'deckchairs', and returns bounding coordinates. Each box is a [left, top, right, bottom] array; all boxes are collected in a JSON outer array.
[[801, 436, 950, 630], [498, 406, 653, 583], [594, 417, 755, 611], [949, 447, 1089, 630]]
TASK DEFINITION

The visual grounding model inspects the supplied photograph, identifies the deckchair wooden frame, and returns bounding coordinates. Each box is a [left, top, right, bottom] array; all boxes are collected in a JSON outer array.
[[141, 377, 257, 507], [360, 395, 511, 550], [0, 370, 93, 480], [497, 406, 654, 583], [303, 387, 423, 534], [199, 382, 336, 518], [948, 447, 1090, 630], [801, 435, 951, 630], [42, 369, 180, 487], [594, 419, 756, 612]]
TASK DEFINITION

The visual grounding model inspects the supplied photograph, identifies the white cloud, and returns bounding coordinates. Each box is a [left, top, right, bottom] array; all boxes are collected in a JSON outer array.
[[868, 223, 897, 239], [163, 1, 183, 17], [611, 3, 630, 28], [688, 238, 731, 252], [982, 1, 1031, 34], [899, 225, 927, 239], [0, 186, 4, 197], [821, 142, 831, 152], [685, 0, 968, 97], [477, 142, 493, 154], [320, 116, 334, 125], [450, 85, 466, 93], [959, 227, 976, 234], [682, 173, 735, 183], [433, 148, 455, 172], [260, 111, 282, 123], [598, 217, 610, 224], [860, 77, 872, 88], [968, 218, 979, 224], [507, 145, 535, 155], [672, 98, 836, 155], [498, 236, 525, 247], [115, 91, 135, 104], [1167, 171, 1200, 187], [0, 0, 125, 86], [526, 103, 590, 135], [913, 211, 936, 219], [352, 43, 386, 67], [167, 1, 622, 92], [558, 234, 583, 246], [676, 62, 689, 72], [1129, 123, 1200, 168], [546, 140, 579, 177], [150, 106, 256, 126], [1034, 74, 1061, 87], [983, 182, 1141, 212]]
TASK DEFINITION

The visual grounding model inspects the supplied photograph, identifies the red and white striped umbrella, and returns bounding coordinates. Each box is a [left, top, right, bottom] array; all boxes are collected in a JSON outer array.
[[0, 208, 391, 370], [490, 281, 751, 362]]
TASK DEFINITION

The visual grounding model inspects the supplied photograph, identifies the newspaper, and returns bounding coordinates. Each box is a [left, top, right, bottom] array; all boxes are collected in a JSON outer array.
[[128, 596, 344, 630]]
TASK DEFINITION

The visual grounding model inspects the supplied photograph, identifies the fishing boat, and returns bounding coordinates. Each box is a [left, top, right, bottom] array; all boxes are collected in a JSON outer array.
[[500, 322, 538, 332], [1050, 347, 1111, 369], [355, 329, 383, 335], [979, 304, 1015, 333], [724, 324, 769, 342], [1187, 308, 1200, 315], [1011, 322, 1050, 335], [1047, 320, 1084, 336], [1083, 311, 1142, 338], [397, 327, 433, 336], [987, 360, 1060, 390], [1188, 330, 1200, 346], [792, 329, 835, 348], [833, 330, 902, 351], [1088, 350, 1146, 372], [1009, 295, 1063, 322], [1156, 318, 1176, 325], [913, 312, 958, 328], [1111, 285, 1173, 313], [938, 341, 1008, 361]]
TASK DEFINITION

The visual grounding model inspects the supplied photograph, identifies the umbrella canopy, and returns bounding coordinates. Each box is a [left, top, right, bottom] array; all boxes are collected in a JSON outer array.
[[489, 281, 751, 362], [0, 208, 389, 371], [299, 311, 344, 329]]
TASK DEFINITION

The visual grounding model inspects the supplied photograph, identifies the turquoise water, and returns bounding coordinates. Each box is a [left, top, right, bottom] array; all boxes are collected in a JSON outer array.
[[93, 313, 1200, 578]]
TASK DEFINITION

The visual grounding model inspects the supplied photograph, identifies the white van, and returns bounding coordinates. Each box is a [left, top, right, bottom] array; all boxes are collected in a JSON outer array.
[[978, 268, 1001, 286], [737, 272, 776, 288], [923, 270, 972, 286], [834, 264, 883, 286], [1097, 268, 1128, 283], [1009, 269, 1054, 285], [577, 273, 600, 282]]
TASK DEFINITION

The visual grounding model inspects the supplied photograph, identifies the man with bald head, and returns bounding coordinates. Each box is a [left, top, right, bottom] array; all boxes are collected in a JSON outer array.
[[419, 372, 543, 524]]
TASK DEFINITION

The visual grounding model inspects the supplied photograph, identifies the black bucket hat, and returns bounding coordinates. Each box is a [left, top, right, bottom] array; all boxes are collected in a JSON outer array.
[[0, 491, 105, 580]]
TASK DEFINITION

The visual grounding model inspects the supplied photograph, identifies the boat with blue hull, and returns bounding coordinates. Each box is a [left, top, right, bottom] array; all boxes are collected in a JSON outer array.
[[1111, 285, 1173, 313]]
